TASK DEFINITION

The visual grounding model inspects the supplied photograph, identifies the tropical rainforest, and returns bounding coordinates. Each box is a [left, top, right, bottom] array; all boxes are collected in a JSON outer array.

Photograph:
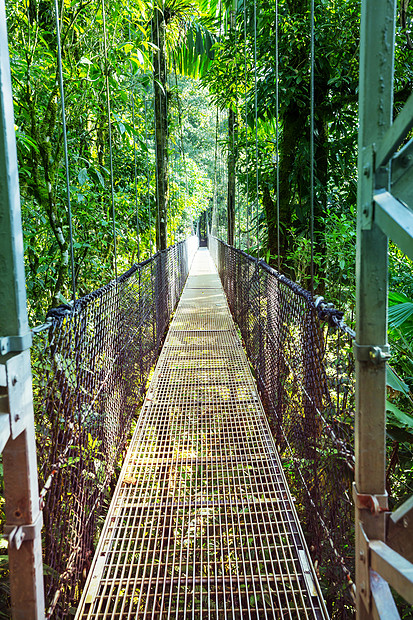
[[1, 0, 413, 616]]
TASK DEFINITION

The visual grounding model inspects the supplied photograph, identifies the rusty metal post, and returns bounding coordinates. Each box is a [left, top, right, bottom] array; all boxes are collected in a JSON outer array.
[[0, 1, 45, 617]]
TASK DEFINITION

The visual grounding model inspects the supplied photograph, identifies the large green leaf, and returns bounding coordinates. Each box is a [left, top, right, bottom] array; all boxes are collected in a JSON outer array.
[[172, 19, 217, 78], [387, 365, 410, 395], [387, 425, 413, 444], [386, 400, 413, 429]]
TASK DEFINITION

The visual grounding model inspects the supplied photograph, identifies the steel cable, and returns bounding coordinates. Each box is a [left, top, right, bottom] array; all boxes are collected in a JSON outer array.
[[173, 58, 188, 226], [102, 0, 118, 278], [275, 0, 280, 272], [128, 16, 141, 262], [253, 0, 259, 258], [162, 0, 171, 245], [53, 0, 76, 301], [152, 7, 162, 250], [243, 0, 250, 252], [310, 0, 315, 293], [212, 106, 219, 236], [144, 97, 153, 256], [232, 0, 238, 248]]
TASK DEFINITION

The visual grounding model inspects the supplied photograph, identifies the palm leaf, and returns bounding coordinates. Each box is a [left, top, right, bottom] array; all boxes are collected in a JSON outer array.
[[389, 290, 410, 305], [173, 22, 217, 78], [388, 301, 413, 329]]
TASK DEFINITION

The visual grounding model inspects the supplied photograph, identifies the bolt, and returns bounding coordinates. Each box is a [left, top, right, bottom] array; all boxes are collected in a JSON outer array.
[[363, 164, 370, 177], [370, 348, 379, 362], [359, 550, 365, 563], [403, 516, 409, 528], [363, 207, 369, 216], [360, 582, 366, 594], [11, 376, 17, 386], [14, 414, 20, 423], [369, 346, 390, 364]]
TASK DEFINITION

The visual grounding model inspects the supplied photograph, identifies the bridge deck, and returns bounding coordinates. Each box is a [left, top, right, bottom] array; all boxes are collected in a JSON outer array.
[[76, 249, 328, 619]]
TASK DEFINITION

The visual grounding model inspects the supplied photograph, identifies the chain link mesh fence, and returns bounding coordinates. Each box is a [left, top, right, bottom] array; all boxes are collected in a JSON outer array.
[[32, 237, 198, 618]]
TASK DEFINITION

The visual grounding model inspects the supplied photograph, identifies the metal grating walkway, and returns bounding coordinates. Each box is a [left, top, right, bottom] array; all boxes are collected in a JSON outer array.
[[76, 249, 328, 619]]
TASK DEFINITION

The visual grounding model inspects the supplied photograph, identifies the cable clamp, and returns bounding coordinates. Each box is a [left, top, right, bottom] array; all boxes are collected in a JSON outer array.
[[0, 333, 32, 356], [353, 342, 390, 364], [352, 483, 389, 516], [4, 512, 43, 550]]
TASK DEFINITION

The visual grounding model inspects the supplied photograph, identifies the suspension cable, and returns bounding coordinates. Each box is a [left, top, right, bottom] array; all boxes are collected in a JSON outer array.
[[218, 0, 223, 240], [153, 6, 162, 250], [253, 0, 259, 258], [128, 18, 141, 263], [222, 112, 227, 240], [275, 0, 280, 272], [102, 0, 118, 278], [243, 0, 249, 252], [217, 114, 221, 238], [212, 106, 219, 235], [173, 58, 188, 235], [168, 67, 176, 245], [144, 97, 153, 256], [162, 0, 171, 246], [233, 2, 239, 248], [310, 0, 315, 293], [53, 0, 76, 301]]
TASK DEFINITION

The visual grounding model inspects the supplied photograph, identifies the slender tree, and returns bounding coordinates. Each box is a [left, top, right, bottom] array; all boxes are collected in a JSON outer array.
[[226, 0, 237, 245], [152, 2, 169, 250]]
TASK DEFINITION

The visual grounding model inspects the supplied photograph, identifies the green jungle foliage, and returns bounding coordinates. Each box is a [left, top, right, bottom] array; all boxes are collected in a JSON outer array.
[[7, 0, 217, 323], [1, 0, 413, 616]]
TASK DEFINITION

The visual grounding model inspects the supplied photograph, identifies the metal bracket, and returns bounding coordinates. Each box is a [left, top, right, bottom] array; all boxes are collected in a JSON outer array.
[[353, 343, 391, 364], [0, 333, 32, 356], [360, 144, 375, 230], [4, 511, 43, 550], [353, 483, 389, 516]]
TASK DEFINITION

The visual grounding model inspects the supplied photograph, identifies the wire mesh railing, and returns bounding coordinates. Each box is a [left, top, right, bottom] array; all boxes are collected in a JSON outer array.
[[208, 236, 355, 618], [31, 237, 198, 618], [75, 249, 329, 619]]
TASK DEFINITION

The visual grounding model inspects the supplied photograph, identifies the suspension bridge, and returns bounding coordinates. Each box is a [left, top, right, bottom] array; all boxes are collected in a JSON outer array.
[[1, 0, 413, 619], [75, 248, 327, 619]]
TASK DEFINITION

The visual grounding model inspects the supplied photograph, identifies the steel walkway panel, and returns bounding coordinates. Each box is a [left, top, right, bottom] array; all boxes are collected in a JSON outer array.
[[76, 249, 328, 619]]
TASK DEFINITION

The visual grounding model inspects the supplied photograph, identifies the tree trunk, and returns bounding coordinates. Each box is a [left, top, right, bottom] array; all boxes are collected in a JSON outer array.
[[226, 0, 237, 247], [277, 104, 307, 278], [227, 107, 236, 245], [264, 0, 331, 284], [152, 9, 168, 251]]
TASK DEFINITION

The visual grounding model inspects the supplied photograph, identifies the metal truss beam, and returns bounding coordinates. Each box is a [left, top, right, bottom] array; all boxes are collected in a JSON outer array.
[[356, 1, 413, 618], [0, 1, 45, 617]]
